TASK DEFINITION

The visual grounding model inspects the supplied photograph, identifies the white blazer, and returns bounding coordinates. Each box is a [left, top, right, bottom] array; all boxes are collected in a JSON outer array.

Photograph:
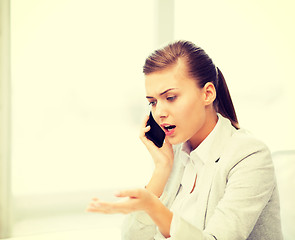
[[122, 115, 283, 240]]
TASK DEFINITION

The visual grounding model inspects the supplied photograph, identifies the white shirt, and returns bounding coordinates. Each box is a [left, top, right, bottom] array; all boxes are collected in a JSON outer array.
[[155, 114, 222, 239]]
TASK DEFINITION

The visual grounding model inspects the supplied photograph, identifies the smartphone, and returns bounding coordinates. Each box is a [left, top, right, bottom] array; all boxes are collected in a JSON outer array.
[[145, 112, 165, 148]]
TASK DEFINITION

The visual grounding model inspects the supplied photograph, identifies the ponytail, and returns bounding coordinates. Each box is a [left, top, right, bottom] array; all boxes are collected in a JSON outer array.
[[215, 67, 239, 129]]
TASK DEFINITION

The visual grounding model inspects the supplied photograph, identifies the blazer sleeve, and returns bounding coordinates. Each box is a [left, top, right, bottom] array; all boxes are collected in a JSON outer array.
[[121, 210, 156, 240], [121, 190, 174, 240], [170, 139, 277, 240]]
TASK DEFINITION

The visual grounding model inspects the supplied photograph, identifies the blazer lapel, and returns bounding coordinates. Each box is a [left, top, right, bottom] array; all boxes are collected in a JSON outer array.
[[193, 114, 235, 229], [165, 161, 185, 209], [193, 160, 219, 229]]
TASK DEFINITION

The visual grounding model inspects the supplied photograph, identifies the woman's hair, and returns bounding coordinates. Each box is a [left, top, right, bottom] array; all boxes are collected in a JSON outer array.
[[143, 40, 239, 129]]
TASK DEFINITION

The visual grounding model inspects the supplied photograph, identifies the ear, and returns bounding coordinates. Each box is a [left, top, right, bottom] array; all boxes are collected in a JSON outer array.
[[202, 82, 216, 106]]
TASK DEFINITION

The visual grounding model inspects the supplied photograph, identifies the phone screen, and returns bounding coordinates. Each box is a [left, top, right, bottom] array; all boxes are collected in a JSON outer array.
[[145, 112, 165, 148]]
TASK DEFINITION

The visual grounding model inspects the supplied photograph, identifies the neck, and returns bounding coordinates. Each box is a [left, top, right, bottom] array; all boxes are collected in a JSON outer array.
[[189, 110, 218, 150]]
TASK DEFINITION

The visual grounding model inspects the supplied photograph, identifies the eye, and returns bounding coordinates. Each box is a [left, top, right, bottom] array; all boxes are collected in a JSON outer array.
[[148, 100, 157, 107], [167, 96, 176, 102]]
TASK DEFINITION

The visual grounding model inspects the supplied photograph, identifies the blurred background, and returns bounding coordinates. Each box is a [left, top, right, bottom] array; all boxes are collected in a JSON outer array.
[[1, 0, 294, 239]]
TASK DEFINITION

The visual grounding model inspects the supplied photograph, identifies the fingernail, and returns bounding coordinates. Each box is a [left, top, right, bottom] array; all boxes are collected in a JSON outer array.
[[114, 191, 121, 197]]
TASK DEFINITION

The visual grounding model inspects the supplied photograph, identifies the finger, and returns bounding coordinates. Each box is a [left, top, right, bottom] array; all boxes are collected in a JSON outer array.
[[141, 114, 150, 129], [88, 198, 99, 206], [140, 127, 156, 148], [86, 202, 99, 211], [86, 200, 110, 213], [142, 126, 151, 135], [86, 204, 101, 213], [139, 114, 151, 132], [87, 200, 134, 214], [139, 117, 151, 138], [116, 188, 143, 198]]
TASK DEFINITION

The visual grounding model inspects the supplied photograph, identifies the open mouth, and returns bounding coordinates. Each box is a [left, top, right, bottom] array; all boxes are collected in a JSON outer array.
[[163, 125, 176, 132]]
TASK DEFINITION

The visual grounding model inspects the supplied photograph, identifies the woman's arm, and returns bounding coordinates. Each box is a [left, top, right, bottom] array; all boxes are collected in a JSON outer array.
[[145, 161, 173, 198], [87, 155, 175, 239], [147, 192, 173, 238], [87, 115, 175, 239], [140, 115, 174, 197]]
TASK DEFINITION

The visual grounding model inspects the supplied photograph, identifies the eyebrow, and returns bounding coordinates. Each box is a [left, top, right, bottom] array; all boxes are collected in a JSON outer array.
[[146, 88, 178, 99]]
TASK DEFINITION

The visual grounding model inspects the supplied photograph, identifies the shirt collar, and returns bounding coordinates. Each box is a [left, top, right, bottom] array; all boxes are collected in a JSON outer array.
[[180, 141, 193, 166], [180, 113, 228, 166]]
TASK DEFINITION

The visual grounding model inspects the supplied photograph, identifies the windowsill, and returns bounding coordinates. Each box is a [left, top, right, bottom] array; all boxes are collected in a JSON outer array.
[[2, 227, 121, 240], [10, 190, 125, 239]]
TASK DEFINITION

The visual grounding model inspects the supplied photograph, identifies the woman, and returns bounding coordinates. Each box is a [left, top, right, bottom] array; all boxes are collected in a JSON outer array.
[[87, 40, 283, 239]]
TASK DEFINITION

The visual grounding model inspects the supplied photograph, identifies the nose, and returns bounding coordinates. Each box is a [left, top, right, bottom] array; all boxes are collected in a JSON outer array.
[[154, 102, 168, 120]]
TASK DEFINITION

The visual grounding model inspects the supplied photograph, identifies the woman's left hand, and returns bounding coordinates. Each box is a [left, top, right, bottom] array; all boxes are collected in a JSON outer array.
[[87, 188, 173, 238], [86, 188, 157, 215]]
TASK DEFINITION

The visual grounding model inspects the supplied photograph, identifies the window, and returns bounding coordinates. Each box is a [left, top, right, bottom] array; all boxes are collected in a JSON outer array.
[[10, 0, 159, 236]]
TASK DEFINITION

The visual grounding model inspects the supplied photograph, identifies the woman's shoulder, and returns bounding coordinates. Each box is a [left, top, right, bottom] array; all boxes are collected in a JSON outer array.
[[230, 127, 269, 152], [221, 127, 273, 169]]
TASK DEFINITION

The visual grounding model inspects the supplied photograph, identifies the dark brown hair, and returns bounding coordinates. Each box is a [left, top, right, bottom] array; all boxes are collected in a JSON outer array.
[[143, 40, 239, 129]]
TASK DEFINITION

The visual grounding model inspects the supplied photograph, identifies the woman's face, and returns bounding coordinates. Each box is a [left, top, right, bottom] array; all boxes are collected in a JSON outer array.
[[145, 60, 216, 148]]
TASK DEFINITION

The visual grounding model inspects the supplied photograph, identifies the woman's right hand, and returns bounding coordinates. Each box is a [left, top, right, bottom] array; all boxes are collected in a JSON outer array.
[[139, 115, 174, 197], [139, 115, 174, 168]]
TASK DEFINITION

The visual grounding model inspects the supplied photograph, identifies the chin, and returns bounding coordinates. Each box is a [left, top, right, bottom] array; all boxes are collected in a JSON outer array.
[[167, 136, 185, 146]]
